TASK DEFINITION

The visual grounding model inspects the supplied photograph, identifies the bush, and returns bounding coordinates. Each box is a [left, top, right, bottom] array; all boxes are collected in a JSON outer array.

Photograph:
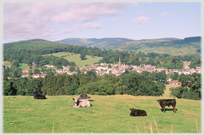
[[66, 84, 79, 95], [182, 91, 200, 100], [17, 89, 26, 95]]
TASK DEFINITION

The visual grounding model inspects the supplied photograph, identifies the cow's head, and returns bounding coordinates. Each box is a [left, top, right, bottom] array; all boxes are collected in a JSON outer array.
[[130, 108, 135, 114], [86, 94, 91, 99], [157, 100, 162, 104]]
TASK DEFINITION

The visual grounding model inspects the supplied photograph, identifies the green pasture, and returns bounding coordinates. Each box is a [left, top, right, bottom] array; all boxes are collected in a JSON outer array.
[[19, 63, 29, 70], [45, 52, 103, 67], [3, 85, 201, 133], [3, 61, 11, 66]]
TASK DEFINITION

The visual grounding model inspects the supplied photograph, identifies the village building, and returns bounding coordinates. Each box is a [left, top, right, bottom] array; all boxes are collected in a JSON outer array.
[[169, 80, 182, 86]]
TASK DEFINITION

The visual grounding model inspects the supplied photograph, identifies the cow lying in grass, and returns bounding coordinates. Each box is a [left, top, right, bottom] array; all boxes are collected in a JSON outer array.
[[33, 91, 46, 99], [157, 99, 176, 113], [130, 108, 147, 116], [73, 98, 92, 108], [76, 94, 91, 100]]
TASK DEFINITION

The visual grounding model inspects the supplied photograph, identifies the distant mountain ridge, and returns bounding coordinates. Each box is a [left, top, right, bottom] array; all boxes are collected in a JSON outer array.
[[5, 36, 201, 56], [56, 38, 135, 48]]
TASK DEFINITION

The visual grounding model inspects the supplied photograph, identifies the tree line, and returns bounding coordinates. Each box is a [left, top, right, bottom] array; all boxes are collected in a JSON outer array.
[[3, 69, 201, 100], [3, 70, 165, 97]]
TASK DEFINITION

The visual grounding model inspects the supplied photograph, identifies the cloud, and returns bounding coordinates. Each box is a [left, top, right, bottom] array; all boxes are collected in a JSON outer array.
[[62, 22, 104, 34], [3, 2, 128, 40], [111, 18, 119, 21], [133, 16, 149, 24], [161, 12, 168, 16]]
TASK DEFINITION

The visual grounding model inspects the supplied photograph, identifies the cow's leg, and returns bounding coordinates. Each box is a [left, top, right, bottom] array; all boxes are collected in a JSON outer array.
[[173, 105, 176, 113], [162, 106, 165, 113]]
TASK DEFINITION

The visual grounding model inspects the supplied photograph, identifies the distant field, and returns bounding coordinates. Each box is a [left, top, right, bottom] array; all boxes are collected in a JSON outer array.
[[19, 63, 29, 70], [162, 85, 180, 98], [3, 61, 11, 66], [45, 52, 103, 67], [3, 85, 201, 133], [4, 61, 29, 70]]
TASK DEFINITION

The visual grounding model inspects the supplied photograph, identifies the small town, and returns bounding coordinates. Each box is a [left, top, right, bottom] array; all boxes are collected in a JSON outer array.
[[21, 59, 201, 86]]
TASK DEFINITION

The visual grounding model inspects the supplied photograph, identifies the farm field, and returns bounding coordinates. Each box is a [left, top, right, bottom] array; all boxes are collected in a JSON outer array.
[[3, 61, 11, 66], [3, 86, 201, 133], [45, 52, 103, 67]]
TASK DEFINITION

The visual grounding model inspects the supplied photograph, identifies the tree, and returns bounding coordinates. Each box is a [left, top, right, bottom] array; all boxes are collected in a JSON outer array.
[[69, 66, 75, 72], [11, 60, 19, 67], [80, 51, 86, 60], [66, 84, 79, 95], [3, 80, 12, 95], [34, 69, 40, 74], [121, 71, 164, 96], [87, 69, 97, 79], [76, 68, 81, 74]]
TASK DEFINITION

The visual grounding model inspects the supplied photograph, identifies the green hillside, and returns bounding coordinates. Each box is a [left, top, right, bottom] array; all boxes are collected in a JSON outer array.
[[55, 36, 201, 56], [105, 37, 201, 56]]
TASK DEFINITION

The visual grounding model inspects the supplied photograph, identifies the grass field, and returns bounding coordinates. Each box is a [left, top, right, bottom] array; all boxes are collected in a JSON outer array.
[[3, 61, 11, 66], [19, 63, 29, 70], [3, 86, 201, 133], [45, 52, 103, 67]]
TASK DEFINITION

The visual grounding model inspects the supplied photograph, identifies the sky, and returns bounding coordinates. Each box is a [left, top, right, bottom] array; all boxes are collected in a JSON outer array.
[[3, 1, 202, 43]]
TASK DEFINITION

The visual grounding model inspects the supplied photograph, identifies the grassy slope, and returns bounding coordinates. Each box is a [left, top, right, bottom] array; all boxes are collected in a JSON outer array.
[[45, 52, 103, 67], [105, 39, 201, 56], [3, 86, 201, 133]]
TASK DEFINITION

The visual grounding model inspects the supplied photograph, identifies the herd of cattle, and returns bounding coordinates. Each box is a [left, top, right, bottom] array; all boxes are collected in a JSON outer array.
[[33, 92, 176, 116]]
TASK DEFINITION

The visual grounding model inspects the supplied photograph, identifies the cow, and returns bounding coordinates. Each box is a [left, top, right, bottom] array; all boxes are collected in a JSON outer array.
[[33, 91, 46, 99], [75, 94, 91, 100], [157, 99, 176, 113], [73, 98, 92, 108], [130, 108, 147, 116]]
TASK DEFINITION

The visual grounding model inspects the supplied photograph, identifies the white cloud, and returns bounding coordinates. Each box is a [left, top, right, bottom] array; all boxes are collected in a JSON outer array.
[[4, 2, 128, 40], [133, 16, 149, 24], [111, 18, 119, 21], [161, 12, 168, 16], [62, 22, 104, 34]]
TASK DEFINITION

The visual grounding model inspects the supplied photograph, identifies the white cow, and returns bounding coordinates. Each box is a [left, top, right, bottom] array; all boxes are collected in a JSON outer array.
[[73, 98, 92, 108]]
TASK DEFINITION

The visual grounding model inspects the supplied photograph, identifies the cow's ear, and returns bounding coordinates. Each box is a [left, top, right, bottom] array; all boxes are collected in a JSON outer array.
[[72, 98, 75, 100]]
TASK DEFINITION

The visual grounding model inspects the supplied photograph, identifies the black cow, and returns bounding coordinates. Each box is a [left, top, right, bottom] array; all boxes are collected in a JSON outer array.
[[157, 99, 176, 113], [33, 91, 46, 99], [76, 94, 91, 100], [130, 108, 147, 116]]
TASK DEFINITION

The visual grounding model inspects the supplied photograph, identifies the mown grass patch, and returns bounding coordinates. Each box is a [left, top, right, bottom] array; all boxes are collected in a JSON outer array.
[[3, 61, 11, 66], [19, 63, 29, 70], [3, 92, 201, 133], [45, 52, 103, 67]]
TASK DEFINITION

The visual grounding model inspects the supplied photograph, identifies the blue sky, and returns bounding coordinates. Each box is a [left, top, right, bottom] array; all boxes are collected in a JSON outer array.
[[3, 2, 201, 43]]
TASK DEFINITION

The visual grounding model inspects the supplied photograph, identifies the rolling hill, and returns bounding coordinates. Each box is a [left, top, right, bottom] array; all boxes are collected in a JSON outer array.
[[55, 36, 201, 56], [4, 36, 201, 56], [56, 38, 135, 48]]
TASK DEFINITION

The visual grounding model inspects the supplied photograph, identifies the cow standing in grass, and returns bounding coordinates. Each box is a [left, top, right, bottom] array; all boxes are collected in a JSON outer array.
[[157, 99, 176, 113], [33, 91, 46, 99]]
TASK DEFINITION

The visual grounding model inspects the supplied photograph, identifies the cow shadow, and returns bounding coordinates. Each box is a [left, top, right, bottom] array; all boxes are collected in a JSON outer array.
[[88, 100, 94, 102], [160, 108, 178, 112]]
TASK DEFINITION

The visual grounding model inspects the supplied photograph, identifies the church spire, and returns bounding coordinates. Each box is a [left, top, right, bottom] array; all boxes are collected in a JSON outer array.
[[119, 57, 122, 70]]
